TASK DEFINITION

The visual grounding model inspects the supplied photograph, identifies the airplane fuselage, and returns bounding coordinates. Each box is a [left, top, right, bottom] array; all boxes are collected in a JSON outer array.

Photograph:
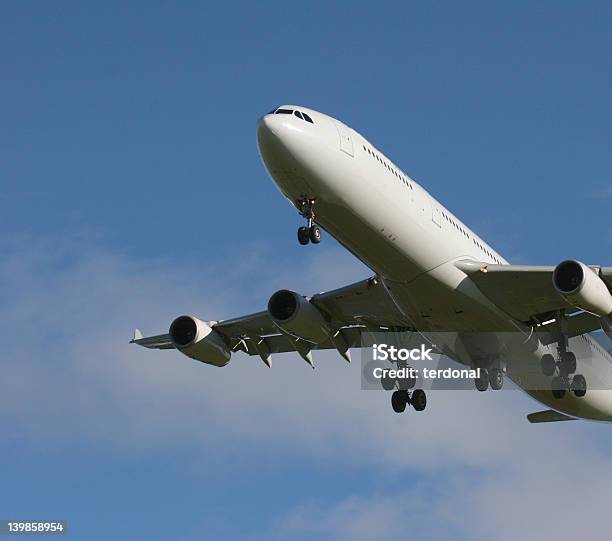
[[257, 105, 612, 421]]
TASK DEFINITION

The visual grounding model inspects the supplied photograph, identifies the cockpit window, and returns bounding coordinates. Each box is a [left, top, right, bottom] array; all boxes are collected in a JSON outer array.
[[271, 108, 315, 124]]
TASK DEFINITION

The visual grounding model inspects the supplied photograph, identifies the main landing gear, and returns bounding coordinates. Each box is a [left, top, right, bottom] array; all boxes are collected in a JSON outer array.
[[474, 367, 504, 392], [540, 323, 587, 399], [380, 368, 426, 413], [296, 198, 321, 245], [391, 389, 427, 413], [540, 352, 577, 378], [550, 374, 586, 399], [541, 351, 587, 399]]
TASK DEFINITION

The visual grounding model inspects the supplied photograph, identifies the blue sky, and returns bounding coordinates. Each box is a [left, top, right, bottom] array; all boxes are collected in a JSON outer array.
[[1, 2, 612, 540]]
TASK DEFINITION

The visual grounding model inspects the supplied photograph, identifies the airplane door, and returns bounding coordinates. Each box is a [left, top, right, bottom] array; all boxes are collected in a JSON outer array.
[[334, 121, 354, 157], [432, 205, 441, 227]]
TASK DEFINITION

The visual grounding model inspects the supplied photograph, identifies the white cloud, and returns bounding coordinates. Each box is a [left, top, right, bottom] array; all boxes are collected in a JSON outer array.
[[255, 453, 612, 541], [3, 233, 612, 539]]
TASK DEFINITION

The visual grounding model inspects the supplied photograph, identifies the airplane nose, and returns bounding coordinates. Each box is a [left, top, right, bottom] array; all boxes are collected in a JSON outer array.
[[256, 109, 322, 168], [257, 112, 289, 139], [256, 114, 277, 148], [257, 113, 292, 156]]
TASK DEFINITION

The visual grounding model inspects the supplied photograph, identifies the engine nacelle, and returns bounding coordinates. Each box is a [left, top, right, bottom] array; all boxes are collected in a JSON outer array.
[[169, 315, 231, 367], [267, 289, 331, 344], [552, 260, 612, 317]]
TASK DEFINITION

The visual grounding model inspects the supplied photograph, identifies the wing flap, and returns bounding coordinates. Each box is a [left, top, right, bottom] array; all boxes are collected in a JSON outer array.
[[536, 311, 604, 345], [311, 277, 411, 327], [212, 276, 412, 345], [455, 260, 574, 321], [214, 310, 278, 337], [456, 260, 612, 325]]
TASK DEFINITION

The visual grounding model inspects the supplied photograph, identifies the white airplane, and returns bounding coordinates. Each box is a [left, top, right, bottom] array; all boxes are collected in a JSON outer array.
[[132, 105, 612, 423]]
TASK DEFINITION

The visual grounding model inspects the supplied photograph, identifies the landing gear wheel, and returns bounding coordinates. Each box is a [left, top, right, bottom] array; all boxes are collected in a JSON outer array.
[[397, 373, 416, 391], [411, 389, 427, 411], [488, 368, 504, 390], [475, 369, 489, 392], [541, 354, 556, 377], [381, 374, 396, 391], [560, 351, 577, 375], [309, 225, 321, 244], [391, 390, 409, 413], [551, 376, 566, 399], [571, 374, 587, 397], [297, 226, 310, 245]]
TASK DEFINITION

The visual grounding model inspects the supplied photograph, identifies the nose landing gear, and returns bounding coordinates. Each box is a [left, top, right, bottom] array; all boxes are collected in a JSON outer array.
[[297, 226, 310, 245], [296, 198, 321, 245]]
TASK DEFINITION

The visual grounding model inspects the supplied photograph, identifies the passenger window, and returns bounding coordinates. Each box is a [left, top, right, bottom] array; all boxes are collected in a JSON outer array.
[[294, 111, 304, 120], [302, 112, 314, 123]]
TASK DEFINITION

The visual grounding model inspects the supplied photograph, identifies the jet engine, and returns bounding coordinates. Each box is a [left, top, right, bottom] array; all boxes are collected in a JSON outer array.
[[267, 289, 331, 344], [552, 260, 612, 317], [169, 315, 231, 367]]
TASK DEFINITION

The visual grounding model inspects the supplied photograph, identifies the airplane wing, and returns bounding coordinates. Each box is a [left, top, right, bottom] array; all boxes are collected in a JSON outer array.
[[455, 260, 612, 336], [131, 276, 414, 364], [133, 262, 611, 366], [131, 330, 174, 349]]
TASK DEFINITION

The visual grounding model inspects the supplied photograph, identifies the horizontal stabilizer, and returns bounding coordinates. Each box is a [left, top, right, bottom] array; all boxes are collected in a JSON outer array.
[[527, 410, 576, 423]]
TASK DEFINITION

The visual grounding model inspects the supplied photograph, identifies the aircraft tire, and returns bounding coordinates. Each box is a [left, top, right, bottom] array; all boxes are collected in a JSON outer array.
[[560, 351, 577, 375], [489, 368, 504, 390], [475, 369, 489, 392], [572, 374, 587, 398], [309, 225, 321, 244], [381, 374, 396, 391], [540, 354, 556, 377], [551, 376, 566, 399], [298, 226, 310, 245], [411, 389, 427, 411], [391, 390, 408, 413]]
